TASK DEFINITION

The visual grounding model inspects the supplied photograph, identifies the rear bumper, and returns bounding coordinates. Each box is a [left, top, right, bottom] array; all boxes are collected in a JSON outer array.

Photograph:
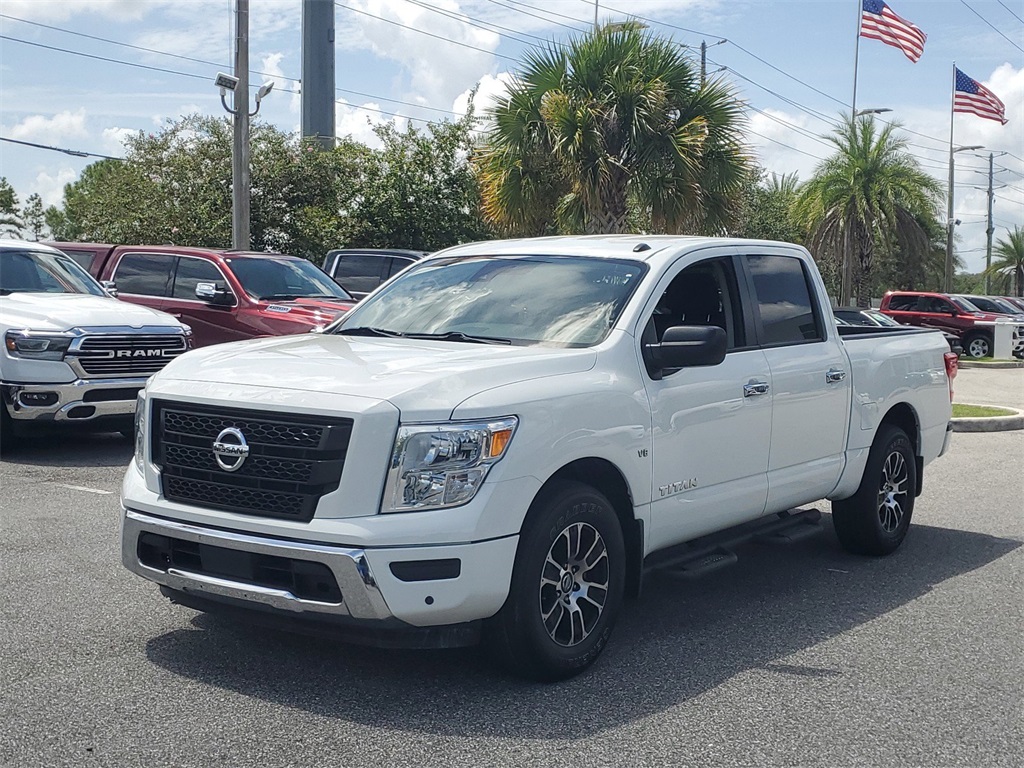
[[939, 421, 954, 457], [2, 376, 146, 422]]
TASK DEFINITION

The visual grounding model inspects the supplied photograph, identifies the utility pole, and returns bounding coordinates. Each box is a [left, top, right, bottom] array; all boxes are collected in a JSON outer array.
[[302, 0, 335, 149], [985, 152, 994, 294], [232, 0, 250, 250]]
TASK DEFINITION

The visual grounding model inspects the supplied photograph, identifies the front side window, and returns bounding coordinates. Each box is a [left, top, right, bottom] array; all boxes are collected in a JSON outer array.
[[114, 253, 176, 297], [0, 249, 106, 296], [644, 258, 744, 350], [333, 255, 646, 347], [746, 254, 823, 345], [228, 257, 351, 301], [172, 257, 231, 300]]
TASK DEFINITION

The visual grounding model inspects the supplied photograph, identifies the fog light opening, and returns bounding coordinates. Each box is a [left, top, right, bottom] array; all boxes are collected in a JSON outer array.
[[19, 391, 59, 407]]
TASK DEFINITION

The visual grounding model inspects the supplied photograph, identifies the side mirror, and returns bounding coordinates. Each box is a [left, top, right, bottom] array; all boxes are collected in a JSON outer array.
[[645, 325, 727, 377], [195, 281, 233, 305], [100, 280, 118, 297]]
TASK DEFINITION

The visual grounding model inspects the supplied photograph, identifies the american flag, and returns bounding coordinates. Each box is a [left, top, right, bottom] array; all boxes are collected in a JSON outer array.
[[860, 0, 927, 63], [954, 68, 1008, 124]]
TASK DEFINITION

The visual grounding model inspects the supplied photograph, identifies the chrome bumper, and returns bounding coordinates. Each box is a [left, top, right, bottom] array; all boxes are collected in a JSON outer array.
[[121, 509, 394, 621], [939, 421, 954, 457], [2, 376, 146, 421]]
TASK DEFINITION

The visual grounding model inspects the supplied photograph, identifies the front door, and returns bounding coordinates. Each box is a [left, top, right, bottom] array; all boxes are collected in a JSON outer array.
[[166, 256, 245, 347], [642, 254, 772, 552]]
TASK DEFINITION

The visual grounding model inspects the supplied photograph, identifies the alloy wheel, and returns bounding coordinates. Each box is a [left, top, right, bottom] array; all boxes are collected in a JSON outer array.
[[538, 521, 610, 647], [876, 450, 909, 533]]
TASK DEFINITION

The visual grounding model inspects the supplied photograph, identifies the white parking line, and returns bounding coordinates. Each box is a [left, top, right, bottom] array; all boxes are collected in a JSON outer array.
[[55, 483, 114, 495]]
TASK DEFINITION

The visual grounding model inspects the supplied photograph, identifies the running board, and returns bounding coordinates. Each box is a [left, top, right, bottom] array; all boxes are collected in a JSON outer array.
[[645, 508, 823, 581]]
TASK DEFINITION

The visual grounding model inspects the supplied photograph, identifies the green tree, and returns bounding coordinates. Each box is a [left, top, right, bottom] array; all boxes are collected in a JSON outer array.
[[476, 23, 751, 236], [730, 170, 803, 242], [986, 226, 1024, 296], [21, 193, 46, 241], [794, 115, 942, 306], [0, 177, 23, 238]]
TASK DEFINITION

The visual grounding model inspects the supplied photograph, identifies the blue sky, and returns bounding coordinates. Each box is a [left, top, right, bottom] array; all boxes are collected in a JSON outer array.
[[0, 0, 1021, 272]]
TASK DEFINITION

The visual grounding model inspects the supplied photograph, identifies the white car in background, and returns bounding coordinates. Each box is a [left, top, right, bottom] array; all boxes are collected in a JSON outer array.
[[1, 240, 191, 446]]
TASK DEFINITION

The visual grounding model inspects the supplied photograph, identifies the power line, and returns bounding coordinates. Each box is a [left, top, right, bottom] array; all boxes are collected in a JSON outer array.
[[959, 0, 1024, 53], [0, 136, 123, 161], [997, 0, 1024, 25], [400, 0, 555, 49], [489, 0, 589, 33], [333, 1, 517, 62]]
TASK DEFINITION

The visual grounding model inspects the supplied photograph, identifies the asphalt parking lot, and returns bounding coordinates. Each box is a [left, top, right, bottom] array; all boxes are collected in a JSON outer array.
[[1, 381, 1022, 767]]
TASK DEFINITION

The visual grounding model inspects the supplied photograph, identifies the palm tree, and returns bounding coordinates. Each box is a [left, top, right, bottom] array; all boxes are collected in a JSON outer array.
[[794, 115, 942, 306], [475, 23, 751, 236], [986, 226, 1024, 296]]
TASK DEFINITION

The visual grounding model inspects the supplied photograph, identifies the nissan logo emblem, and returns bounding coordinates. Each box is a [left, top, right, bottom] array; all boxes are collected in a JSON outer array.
[[212, 427, 249, 472]]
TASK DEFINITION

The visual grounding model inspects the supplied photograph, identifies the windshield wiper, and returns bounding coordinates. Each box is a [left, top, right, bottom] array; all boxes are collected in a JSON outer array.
[[337, 326, 406, 337], [403, 331, 512, 345]]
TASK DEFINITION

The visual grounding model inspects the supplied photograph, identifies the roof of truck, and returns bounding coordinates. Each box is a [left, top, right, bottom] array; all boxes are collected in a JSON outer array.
[[0, 239, 64, 253]]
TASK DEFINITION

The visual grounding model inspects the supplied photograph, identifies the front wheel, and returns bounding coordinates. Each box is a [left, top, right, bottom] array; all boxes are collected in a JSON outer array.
[[963, 332, 992, 359], [832, 425, 916, 556], [486, 480, 625, 681]]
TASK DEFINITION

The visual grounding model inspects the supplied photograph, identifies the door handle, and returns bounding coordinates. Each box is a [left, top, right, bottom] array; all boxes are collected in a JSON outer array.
[[743, 381, 770, 397], [826, 368, 847, 383]]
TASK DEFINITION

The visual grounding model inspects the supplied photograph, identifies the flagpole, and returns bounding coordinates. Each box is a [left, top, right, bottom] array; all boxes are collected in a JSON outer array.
[[944, 62, 956, 293], [844, 0, 863, 305]]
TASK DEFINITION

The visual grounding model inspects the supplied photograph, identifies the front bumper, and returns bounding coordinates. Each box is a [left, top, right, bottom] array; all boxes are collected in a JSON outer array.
[[120, 507, 519, 631], [2, 376, 146, 422]]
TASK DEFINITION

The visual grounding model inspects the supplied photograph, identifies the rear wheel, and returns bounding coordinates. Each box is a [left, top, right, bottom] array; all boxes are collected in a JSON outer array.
[[963, 332, 992, 359], [487, 480, 625, 681], [832, 425, 916, 556]]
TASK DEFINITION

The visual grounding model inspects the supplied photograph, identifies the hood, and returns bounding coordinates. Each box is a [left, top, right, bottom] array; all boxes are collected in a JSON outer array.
[[156, 333, 597, 419], [0, 292, 183, 331], [255, 297, 355, 325]]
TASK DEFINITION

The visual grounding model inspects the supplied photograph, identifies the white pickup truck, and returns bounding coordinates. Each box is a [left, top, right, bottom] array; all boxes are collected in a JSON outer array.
[[1, 240, 190, 445], [121, 236, 956, 680]]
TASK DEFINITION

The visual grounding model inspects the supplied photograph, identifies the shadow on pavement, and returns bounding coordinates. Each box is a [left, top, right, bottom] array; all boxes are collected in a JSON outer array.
[[0, 429, 134, 468], [144, 521, 1020, 739]]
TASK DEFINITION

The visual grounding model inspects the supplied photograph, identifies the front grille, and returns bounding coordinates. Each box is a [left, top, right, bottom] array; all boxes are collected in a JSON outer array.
[[72, 334, 187, 376], [137, 532, 342, 603], [152, 400, 352, 522]]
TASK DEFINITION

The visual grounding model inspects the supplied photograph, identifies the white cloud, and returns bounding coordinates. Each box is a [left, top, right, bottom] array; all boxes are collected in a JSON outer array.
[[0, 0, 150, 22], [6, 109, 89, 145], [335, 101, 406, 146], [746, 108, 825, 181], [33, 167, 79, 208], [100, 127, 139, 155], [452, 71, 513, 121]]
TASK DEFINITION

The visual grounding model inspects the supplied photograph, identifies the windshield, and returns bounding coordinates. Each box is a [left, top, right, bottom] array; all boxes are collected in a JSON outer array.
[[0, 249, 107, 296], [227, 257, 352, 301], [332, 254, 647, 347], [951, 296, 982, 313]]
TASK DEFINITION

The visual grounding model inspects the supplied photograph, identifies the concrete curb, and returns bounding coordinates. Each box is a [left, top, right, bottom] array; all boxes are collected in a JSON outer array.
[[958, 360, 1024, 370], [951, 404, 1024, 433]]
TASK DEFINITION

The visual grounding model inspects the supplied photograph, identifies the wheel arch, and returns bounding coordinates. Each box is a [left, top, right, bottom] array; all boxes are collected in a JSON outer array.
[[534, 458, 644, 599], [878, 402, 924, 496]]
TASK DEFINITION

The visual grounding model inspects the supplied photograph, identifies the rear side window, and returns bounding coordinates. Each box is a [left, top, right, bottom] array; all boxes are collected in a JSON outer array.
[[114, 253, 175, 297], [385, 256, 416, 279], [746, 254, 823, 345], [172, 257, 230, 300], [333, 254, 387, 294], [886, 295, 918, 311]]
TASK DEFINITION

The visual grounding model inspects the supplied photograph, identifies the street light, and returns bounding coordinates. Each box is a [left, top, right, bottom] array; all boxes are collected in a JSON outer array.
[[854, 108, 891, 116], [944, 144, 984, 292]]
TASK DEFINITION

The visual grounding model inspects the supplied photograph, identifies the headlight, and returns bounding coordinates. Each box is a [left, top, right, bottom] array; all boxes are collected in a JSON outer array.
[[383, 417, 518, 513], [4, 330, 73, 360], [133, 391, 147, 473]]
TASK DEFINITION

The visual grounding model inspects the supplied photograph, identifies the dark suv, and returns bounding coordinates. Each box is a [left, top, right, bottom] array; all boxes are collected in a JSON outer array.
[[322, 248, 427, 300]]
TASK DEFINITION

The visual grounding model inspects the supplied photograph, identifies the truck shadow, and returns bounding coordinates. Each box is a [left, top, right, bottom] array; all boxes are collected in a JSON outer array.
[[0, 430, 133, 468], [144, 522, 1020, 738]]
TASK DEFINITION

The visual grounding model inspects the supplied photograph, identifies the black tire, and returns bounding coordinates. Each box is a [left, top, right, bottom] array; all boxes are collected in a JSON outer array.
[[832, 425, 916, 556], [962, 332, 992, 359], [486, 480, 625, 682]]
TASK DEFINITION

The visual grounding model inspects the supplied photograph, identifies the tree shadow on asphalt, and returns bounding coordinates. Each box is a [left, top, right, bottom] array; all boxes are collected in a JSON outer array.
[[144, 521, 1020, 739], [0, 429, 133, 468]]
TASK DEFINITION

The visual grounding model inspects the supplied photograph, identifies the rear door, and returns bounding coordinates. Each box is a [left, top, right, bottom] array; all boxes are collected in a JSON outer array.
[[742, 252, 852, 513], [109, 252, 175, 314]]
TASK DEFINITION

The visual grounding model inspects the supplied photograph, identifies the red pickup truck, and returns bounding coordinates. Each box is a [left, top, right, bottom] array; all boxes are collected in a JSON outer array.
[[879, 290, 1024, 359], [47, 243, 356, 347]]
